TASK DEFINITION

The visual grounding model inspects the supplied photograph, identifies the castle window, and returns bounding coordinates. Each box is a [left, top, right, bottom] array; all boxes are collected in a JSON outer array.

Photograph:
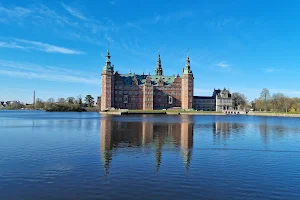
[[119, 91, 122, 94], [168, 96, 173, 104]]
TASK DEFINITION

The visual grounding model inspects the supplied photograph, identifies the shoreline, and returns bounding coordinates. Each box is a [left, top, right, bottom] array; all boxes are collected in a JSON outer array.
[[100, 110, 300, 118], [100, 110, 226, 116], [3, 109, 300, 118]]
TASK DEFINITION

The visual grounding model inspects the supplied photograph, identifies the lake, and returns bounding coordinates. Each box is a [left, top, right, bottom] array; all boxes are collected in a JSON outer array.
[[0, 111, 300, 200]]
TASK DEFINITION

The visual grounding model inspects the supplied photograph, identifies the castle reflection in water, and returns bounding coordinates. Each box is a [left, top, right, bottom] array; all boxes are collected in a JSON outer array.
[[99, 116, 273, 175], [100, 116, 194, 174]]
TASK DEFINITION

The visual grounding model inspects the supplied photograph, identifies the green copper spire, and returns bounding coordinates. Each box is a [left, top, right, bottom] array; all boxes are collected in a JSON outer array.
[[183, 49, 192, 74], [155, 50, 163, 76], [103, 42, 113, 72]]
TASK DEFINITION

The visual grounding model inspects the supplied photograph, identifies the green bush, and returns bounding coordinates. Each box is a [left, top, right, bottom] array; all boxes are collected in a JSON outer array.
[[44, 103, 86, 112]]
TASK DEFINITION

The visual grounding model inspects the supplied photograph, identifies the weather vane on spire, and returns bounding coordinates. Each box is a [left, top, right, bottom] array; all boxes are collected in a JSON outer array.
[[107, 41, 110, 52], [186, 48, 190, 58]]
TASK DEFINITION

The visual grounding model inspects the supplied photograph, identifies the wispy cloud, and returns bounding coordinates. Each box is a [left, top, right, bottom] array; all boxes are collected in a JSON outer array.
[[0, 5, 31, 18], [110, 1, 118, 6], [216, 61, 230, 68], [125, 22, 145, 33], [0, 42, 25, 50], [32, 4, 78, 27], [164, 11, 193, 23], [18, 39, 84, 54], [104, 34, 114, 43], [263, 68, 282, 73], [0, 60, 99, 85], [0, 38, 84, 54], [61, 3, 87, 20]]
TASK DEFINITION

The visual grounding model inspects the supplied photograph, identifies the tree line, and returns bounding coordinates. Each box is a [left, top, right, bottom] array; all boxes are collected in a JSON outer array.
[[4, 95, 97, 112], [4, 90, 298, 113], [230, 88, 300, 113], [251, 88, 300, 113]]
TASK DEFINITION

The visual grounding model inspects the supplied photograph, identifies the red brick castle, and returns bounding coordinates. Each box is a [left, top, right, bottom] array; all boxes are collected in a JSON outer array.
[[101, 49, 194, 111]]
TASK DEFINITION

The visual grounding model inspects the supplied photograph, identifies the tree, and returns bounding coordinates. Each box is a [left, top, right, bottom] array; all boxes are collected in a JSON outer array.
[[6, 102, 25, 110], [289, 107, 296, 113], [260, 88, 271, 111], [57, 98, 66, 103], [35, 98, 44, 109], [85, 95, 94, 107], [232, 92, 247, 110], [47, 98, 55, 103], [77, 95, 83, 106], [271, 93, 285, 112], [67, 97, 75, 104]]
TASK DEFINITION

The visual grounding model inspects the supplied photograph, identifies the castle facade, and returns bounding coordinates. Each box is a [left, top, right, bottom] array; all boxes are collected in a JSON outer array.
[[100, 49, 232, 112], [101, 50, 193, 111]]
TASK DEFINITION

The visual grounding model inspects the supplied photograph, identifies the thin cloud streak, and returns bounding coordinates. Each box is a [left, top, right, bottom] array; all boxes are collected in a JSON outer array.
[[216, 61, 230, 68], [0, 5, 31, 18], [0, 60, 99, 85], [61, 3, 87, 20], [263, 68, 282, 73], [0, 38, 84, 54], [0, 42, 25, 50]]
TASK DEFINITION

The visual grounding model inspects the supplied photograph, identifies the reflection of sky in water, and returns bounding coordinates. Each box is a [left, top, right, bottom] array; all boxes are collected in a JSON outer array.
[[0, 111, 300, 200]]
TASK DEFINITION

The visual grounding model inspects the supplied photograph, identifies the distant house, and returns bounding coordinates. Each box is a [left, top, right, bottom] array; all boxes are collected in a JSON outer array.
[[193, 88, 233, 111]]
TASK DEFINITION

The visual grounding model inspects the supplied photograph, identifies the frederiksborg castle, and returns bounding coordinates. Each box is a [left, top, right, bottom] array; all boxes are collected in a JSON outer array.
[[100, 49, 233, 112]]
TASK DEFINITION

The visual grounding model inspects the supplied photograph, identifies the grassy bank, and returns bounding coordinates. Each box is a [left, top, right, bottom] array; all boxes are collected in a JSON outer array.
[[247, 111, 300, 117]]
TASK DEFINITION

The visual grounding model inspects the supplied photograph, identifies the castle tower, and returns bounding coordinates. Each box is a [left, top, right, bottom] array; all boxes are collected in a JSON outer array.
[[143, 75, 154, 110], [101, 47, 114, 111], [181, 52, 194, 110], [155, 52, 163, 76]]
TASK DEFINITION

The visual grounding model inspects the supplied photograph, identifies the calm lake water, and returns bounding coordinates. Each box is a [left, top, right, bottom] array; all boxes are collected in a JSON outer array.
[[0, 111, 300, 200]]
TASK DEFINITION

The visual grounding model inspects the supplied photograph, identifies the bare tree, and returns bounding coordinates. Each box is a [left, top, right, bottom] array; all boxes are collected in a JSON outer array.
[[35, 98, 44, 109], [57, 98, 66, 103], [232, 92, 247, 110], [260, 88, 271, 111], [47, 98, 55, 103]]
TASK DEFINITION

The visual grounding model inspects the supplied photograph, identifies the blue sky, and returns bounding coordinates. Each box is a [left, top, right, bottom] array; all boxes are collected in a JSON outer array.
[[1, 0, 300, 103]]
